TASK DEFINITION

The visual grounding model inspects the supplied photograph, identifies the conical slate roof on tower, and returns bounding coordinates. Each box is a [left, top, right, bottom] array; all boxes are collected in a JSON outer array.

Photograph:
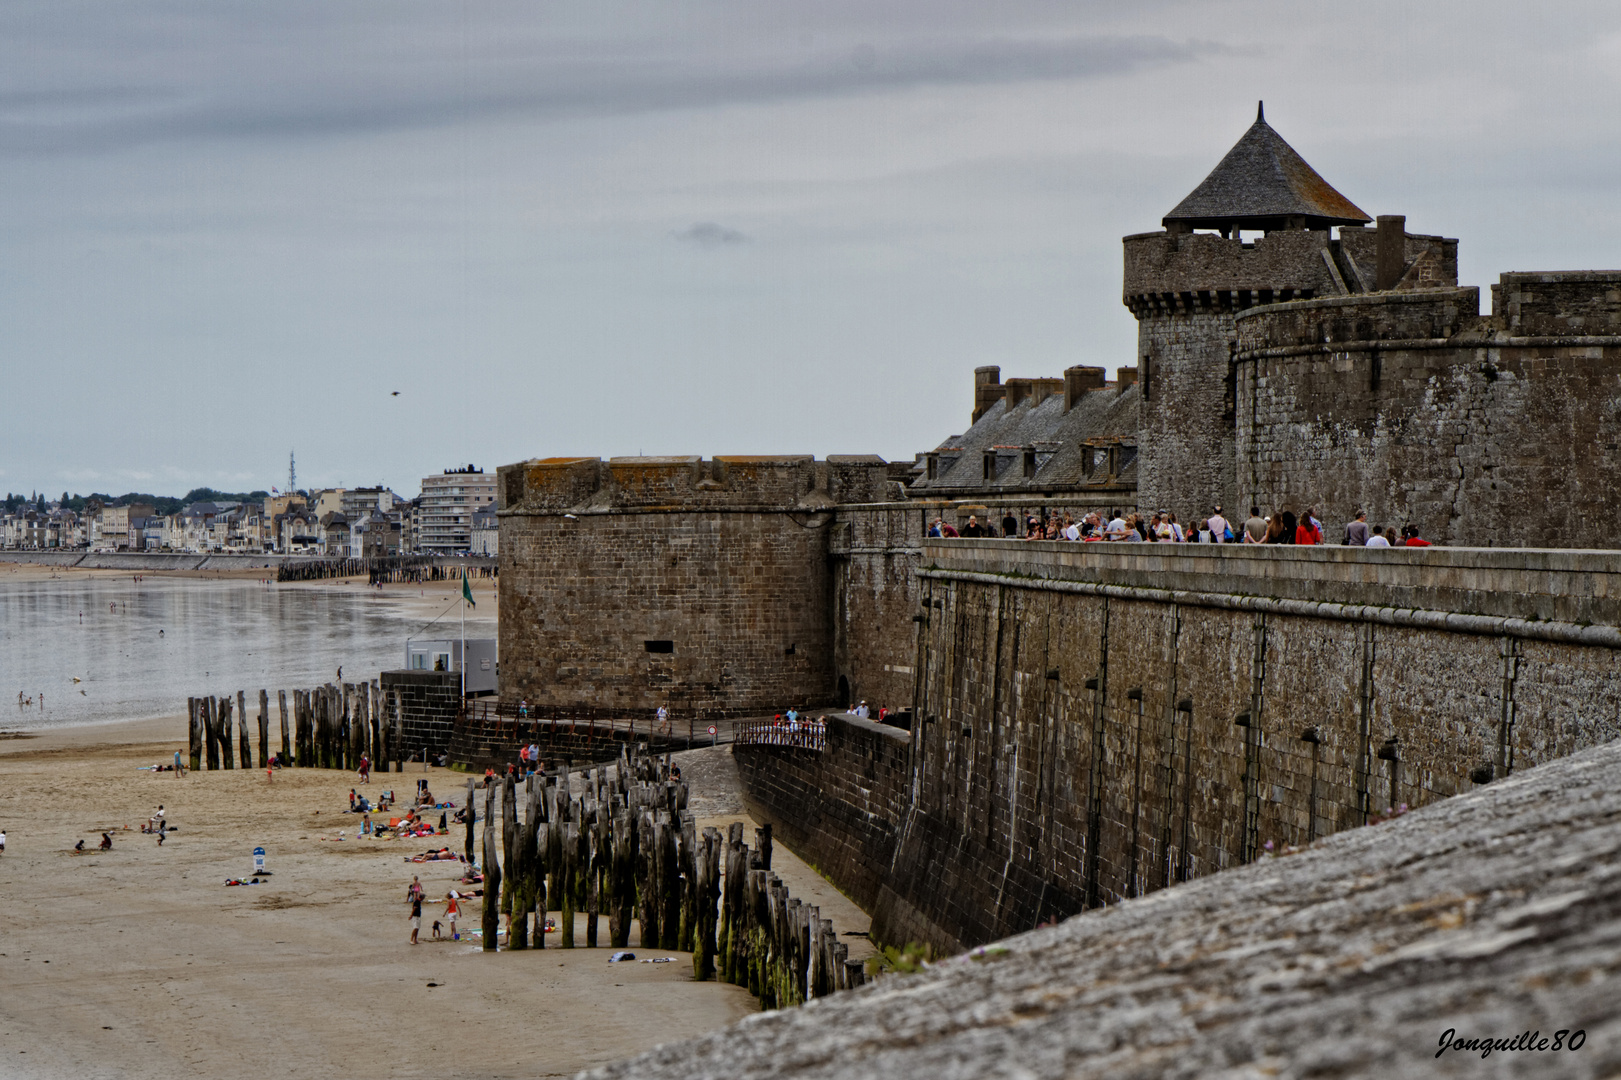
[[1163, 103, 1370, 231]]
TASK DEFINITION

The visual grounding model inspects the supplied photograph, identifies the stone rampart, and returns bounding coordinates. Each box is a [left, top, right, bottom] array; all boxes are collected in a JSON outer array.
[[496, 455, 895, 719], [732, 713, 912, 920], [1233, 273, 1621, 549], [736, 540, 1621, 954]]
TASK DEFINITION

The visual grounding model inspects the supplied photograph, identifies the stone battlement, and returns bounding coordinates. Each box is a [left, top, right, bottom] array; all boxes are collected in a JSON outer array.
[[499, 454, 894, 514], [1233, 286, 1482, 350], [1123, 227, 1459, 315], [1234, 271, 1621, 353], [1493, 270, 1621, 335], [1123, 229, 1340, 313]]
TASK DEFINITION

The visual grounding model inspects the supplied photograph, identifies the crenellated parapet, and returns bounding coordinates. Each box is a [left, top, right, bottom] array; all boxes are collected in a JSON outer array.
[[1122, 229, 1342, 315], [1230, 272, 1621, 549], [499, 454, 895, 514]]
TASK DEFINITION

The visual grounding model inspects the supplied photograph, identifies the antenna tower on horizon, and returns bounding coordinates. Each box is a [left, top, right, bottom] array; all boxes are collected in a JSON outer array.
[[288, 450, 297, 494]]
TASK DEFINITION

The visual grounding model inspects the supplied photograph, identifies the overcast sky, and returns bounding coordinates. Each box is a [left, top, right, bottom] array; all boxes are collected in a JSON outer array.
[[3, 1, 1620, 498]]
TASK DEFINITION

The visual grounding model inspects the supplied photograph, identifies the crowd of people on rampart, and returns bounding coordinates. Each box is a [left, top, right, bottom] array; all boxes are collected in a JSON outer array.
[[929, 507, 1433, 547]]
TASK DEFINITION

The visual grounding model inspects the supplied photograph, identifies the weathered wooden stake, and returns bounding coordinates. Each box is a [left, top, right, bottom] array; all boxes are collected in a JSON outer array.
[[188, 697, 202, 772], [220, 696, 235, 769], [257, 689, 270, 769], [278, 690, 291, 764], [560, 822, 578, 948], [481, 823, 501, 952], [236, 690, 250, 769], [610, 807, 633, 948]]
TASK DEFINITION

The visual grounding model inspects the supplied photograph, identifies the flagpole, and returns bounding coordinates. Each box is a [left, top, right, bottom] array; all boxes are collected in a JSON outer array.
[[460, 568, 467, 702]]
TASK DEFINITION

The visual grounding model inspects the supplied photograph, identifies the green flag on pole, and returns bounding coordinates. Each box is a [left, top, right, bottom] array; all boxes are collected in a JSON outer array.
[[462, 574, 475, 607]]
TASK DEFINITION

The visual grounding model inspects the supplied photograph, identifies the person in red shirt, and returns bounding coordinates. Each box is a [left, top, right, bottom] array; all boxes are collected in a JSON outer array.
[[1403, 525, 1433, 547], [1294, 508, 1323, 545]]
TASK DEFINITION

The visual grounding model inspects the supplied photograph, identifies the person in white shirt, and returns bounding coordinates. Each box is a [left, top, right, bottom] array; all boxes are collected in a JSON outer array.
[[1365, 525, 1392, 548], [1207, 507, 1229, 543], [1064, 521, 1081, 541]]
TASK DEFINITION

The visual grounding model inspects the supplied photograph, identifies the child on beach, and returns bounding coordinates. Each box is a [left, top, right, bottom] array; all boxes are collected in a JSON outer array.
[[446, 890, 461, 940]]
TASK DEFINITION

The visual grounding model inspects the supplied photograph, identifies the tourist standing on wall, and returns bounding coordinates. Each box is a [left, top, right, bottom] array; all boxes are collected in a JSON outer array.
[[1296, 510, 1323, 545], [1346, 511, 1369, 546], [1243, 508, 1267, 543], [1208, 507, 1230, 543], [1366, 526, 1392, 548]]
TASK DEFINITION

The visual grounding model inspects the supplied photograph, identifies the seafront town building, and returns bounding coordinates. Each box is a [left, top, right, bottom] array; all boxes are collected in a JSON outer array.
[[418, 465, 497, 553]]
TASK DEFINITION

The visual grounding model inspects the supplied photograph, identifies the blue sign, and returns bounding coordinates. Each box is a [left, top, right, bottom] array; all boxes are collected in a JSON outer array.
[[253, 846, 266, 874]]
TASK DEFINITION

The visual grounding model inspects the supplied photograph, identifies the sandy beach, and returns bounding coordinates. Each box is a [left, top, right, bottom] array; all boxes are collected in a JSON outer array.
[[0, 719, 871, 1079]]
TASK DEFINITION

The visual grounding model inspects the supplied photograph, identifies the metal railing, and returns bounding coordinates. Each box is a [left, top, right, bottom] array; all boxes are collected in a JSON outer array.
[[733, 718, 827, 752]]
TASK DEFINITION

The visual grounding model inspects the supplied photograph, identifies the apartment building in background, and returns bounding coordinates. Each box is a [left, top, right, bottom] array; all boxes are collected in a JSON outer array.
[[418, 465, 496, 552]]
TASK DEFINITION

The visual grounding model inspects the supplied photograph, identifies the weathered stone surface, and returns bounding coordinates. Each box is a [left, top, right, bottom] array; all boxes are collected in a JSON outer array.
[[745, 541, 1621, 954], [587, 737, 1621, 1080], [1232, 274, 1621, 549], [496, 455, 895, 718]]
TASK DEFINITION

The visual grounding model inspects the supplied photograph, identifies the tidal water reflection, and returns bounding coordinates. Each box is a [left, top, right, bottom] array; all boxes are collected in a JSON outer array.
[[2, 576, 466, 730]]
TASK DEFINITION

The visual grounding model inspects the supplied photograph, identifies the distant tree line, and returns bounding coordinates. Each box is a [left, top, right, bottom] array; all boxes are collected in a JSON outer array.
[[3, 487, 273, 516]]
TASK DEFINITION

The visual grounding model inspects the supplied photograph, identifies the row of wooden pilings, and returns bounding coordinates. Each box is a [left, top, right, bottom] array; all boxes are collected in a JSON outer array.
[[186, 681, 410, 773], [475, 741, 867, 1005]]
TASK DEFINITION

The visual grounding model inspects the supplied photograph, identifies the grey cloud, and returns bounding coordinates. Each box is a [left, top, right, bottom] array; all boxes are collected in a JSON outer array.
[[675, 223, 748, 248], [0, 3, 1213, 153]]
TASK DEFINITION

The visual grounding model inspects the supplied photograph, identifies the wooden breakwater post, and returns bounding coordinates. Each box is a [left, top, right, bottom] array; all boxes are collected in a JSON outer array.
[[445, 740, 865, 1010], [257, 690, 270, 768], [293, 690, 310, 766], [369, 680, 382, 770], [204, 697, 220, 770], [219, 695, 235, 769], [278, 690, 291, 764], [237, 690, 251, 769], [188, 697, 203, 772]]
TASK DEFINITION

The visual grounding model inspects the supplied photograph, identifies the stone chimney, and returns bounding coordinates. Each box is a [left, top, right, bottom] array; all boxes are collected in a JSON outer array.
[[1376, 215, 1406, 291], [1028, 378, 1063, 407], [1116, 366, 1138, 394], [1003, 378, 1032, 411], [1063, 366, 1106, 412], [972, 366, 1004, 424]]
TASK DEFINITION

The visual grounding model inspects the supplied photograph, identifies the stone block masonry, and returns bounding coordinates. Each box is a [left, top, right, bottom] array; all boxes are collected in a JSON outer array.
[[496, 455, 896, 719], [591, 733, 1621, 1080], [379, 669, 459, 761], [734, 540, 1621, 955], [1233, 274, 1621, 549], [732, 713, 912, 927]]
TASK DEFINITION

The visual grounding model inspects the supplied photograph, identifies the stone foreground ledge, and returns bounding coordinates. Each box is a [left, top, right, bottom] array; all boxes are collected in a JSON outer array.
[[585, 739, 1621, 1079]]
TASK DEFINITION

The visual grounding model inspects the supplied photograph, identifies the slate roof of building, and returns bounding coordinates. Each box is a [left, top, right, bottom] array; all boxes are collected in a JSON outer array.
[[908, 382, 1140, 496], [1163, 104, 1370, 230]]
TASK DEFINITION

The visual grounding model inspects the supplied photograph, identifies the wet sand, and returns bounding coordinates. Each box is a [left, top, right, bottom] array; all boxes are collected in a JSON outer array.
[[0, 721, 870, 1079]]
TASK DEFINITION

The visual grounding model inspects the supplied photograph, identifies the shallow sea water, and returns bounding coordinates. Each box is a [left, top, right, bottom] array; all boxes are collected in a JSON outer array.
[[1, 575, 468, 730]]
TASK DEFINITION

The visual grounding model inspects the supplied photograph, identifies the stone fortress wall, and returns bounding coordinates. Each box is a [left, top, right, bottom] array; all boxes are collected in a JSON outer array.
[[495, 454, 896, 720], [737, 539, 1621, 953], [1233, 272, 1621, 548], [1124, 220, 1458, 518]]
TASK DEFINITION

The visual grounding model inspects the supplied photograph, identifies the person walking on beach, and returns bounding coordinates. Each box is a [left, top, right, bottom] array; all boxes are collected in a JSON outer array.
[[409, 891, 423, 945], [0, 829, 6, 856], [446, 890, 461, 940], [358, 754, 370, 784], [174, 749, 185, 778]]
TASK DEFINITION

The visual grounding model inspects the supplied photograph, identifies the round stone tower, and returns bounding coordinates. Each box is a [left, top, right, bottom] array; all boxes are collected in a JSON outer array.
[[1122, 103, 1372, 516]]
